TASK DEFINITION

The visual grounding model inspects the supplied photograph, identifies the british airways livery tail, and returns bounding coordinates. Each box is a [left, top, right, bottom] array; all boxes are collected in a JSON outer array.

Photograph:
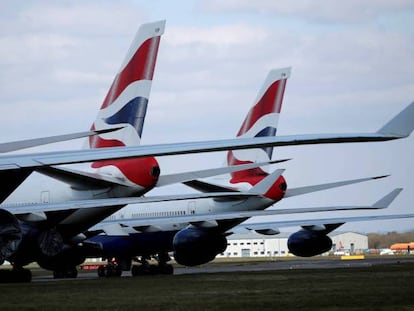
[[89, 20, 165, 149], [88, 21, 165, 188], [227, 67, 291, 185]]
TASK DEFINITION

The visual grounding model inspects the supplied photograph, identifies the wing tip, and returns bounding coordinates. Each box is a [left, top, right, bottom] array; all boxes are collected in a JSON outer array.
[[377, 102, 414, 138], [373, 188, 403, 208]]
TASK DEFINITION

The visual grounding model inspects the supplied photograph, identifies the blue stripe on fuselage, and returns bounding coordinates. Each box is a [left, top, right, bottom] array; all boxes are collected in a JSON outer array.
[[87, 231, 176, 258]]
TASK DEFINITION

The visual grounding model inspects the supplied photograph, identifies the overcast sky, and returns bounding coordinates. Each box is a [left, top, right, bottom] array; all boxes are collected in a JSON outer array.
[[1, 1, 413, 233]]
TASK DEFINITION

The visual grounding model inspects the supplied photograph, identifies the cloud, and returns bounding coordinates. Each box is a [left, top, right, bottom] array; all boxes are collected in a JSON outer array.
[[199, 0, 414, 24], [0, 1, 413, 232], [0, 1, 147, 36]]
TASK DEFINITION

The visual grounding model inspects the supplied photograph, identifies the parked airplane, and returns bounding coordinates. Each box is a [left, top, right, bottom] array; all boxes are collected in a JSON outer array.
[[0, 20, 413, 282], [83, 67, 413, 276], [0, 20, 286, 281]]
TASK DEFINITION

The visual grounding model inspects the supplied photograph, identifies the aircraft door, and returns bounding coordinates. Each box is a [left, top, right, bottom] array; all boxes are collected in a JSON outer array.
[[187, 201, 196, 215], [41, 191, 50, 203]]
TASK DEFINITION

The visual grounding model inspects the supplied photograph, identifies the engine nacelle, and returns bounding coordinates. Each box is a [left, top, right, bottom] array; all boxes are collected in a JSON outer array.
[[37, 228, 64, 256], [287, 230, 332, 257], [37, 246, 86, 271], [173, 227, 227, 266], [0, 209, 23, 262]]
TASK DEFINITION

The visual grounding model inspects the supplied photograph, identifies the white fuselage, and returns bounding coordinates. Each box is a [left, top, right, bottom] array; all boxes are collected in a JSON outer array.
[[2, 170, 144, 230], [103, 195, 275, 233]]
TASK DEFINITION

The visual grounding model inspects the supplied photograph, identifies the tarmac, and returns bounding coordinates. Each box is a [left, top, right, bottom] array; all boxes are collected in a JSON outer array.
[[31, 255, 414, 282]]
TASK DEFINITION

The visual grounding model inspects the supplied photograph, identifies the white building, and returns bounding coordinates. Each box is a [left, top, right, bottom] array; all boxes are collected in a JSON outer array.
[[217, 231, 368, 258], [330, 231, 368, 255]]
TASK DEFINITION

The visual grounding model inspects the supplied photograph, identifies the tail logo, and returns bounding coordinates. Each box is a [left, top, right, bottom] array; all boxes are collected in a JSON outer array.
[[89, 21, 165, 149], [228, 68, 290, 185]]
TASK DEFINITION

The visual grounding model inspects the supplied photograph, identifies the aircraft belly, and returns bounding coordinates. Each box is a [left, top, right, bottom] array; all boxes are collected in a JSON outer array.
[[88, 230, 177, 258], [58, 205, 124, 238]]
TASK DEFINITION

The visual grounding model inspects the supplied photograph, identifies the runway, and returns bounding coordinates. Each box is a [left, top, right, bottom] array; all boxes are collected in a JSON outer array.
[[175, 256, 414, 274], [31, 255, 414, 282]]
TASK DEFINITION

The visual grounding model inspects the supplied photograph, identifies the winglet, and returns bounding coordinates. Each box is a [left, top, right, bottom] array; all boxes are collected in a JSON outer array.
[[377, 102, 414, 137], [372, 188, 403, 208]]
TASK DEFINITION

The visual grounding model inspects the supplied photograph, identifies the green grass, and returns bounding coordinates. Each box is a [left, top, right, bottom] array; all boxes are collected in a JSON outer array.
[[1, 262, 414, 311]]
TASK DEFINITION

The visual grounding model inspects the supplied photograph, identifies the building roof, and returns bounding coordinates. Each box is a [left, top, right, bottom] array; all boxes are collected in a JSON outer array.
[[228, 231, 367, 240]]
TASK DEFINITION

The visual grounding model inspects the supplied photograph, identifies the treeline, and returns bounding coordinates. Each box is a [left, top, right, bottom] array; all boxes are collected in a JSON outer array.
[[368, 231, 414, 249]]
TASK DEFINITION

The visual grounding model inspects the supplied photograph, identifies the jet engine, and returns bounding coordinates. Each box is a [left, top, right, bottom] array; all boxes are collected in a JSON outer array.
[[36, 246, 86, 272], [172, 227, 227, 266], [287, 230, 332, 257], [0, 209, 23, 262]]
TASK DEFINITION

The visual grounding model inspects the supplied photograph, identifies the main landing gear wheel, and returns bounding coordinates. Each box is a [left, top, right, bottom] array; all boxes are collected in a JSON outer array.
[[97, 264, 122, 277], [131, 254, 174, 276]]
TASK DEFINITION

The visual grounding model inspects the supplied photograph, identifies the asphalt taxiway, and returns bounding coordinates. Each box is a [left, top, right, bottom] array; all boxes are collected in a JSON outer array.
[[30, 256, 414, 282]]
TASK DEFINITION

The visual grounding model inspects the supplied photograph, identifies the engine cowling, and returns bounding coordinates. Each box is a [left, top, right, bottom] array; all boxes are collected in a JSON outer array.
[[37, 228, 64, 257], [0, 209, 23, 262], [287, 230, 332, 257], [37, 246, 86, 271], [173, 227, 227, 266]]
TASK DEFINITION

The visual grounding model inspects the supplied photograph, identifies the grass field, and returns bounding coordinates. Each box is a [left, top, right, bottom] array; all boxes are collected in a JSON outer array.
[[0, 261, 413, 311]]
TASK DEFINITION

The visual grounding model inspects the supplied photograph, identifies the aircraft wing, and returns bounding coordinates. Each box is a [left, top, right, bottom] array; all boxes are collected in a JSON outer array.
[[0, 102, 413, 171], [89, 188, 401, 232], [0, 128, 122, 153], [239, 188, 407, 232], [240, 213, 414, 233]]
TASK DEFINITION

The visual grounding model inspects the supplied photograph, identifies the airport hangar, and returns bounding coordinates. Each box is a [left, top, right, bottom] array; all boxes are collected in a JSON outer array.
[[217, 232, 368, 258]]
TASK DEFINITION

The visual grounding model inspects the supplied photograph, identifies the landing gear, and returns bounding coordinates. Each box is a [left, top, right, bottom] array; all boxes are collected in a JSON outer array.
[[97, 258, 122, 277], [53, 267, 78, 279], [0, 266, 32, 283], [131, 253, 174, 276]]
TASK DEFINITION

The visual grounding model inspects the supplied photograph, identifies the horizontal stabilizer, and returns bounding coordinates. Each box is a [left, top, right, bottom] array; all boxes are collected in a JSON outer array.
[[36, 166, 133, 189], [248, 169, 285, 194], [37, 159, 290, 190], [284, 175, 389, 198], [0, 127, 123, 153], [157, 159, 290, 187]]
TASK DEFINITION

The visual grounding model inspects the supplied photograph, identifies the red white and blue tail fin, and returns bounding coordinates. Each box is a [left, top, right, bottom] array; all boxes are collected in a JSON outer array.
[[89, 20, 165, 149], [227, 67, 290, 184], [87, 21, 165, 189]]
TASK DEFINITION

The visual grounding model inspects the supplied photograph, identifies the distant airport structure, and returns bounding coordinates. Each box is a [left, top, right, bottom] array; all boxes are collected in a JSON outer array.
[[218, 232, 368, 258]]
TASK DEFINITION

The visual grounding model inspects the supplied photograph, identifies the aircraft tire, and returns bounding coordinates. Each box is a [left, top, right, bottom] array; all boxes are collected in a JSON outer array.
[[97, 266, 106, 277]]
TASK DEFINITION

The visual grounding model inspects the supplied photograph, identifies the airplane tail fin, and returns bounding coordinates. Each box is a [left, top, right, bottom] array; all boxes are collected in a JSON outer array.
[[227, 68, 291, 185], [87, 21, 165, 189], [89, 20, 165, 149]]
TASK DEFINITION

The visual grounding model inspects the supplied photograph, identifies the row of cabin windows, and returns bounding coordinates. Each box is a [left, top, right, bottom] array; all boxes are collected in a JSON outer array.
[[228, 242, 264, 246], [224, 250, 287, 256], [131, 210, 188, 218], [107, 210, 195, 221]]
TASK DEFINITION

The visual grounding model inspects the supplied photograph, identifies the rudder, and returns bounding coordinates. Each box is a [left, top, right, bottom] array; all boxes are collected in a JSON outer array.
[[228, 67, 291, 184], [89, 20, 166, 149]]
